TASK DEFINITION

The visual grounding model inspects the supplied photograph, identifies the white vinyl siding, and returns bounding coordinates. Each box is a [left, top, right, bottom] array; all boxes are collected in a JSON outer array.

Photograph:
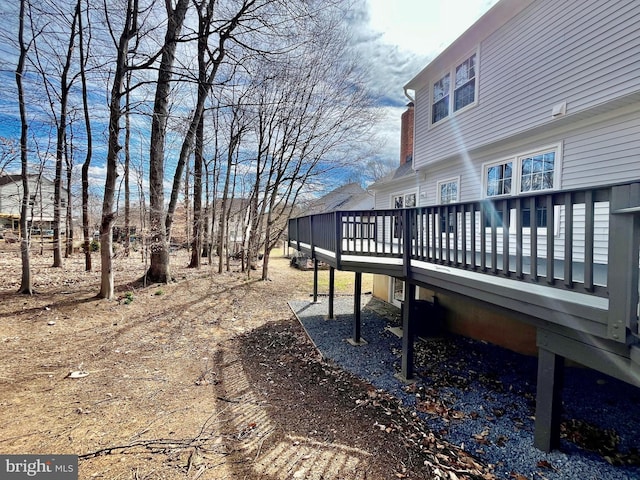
[[413, 0, 640, 170]]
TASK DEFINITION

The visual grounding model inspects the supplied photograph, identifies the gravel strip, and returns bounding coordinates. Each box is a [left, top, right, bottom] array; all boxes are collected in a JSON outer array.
[[290, 295, 640, 480]]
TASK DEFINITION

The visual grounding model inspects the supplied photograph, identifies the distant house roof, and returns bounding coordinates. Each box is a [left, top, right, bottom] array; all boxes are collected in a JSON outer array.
[[0, 174, 58, 188], [300, 183, 374, 216], [368, 161, 416, 190]]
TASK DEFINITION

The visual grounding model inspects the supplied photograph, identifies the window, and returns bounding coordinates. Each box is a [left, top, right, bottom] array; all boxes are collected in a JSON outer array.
[[520, 151, 555, 192], [431, 52, 478, 125], [392, 192, 416, 238], [454, 54, 476, 111], [432, 74, 450, 123], [522, 206, 548, 228], [485, 161, 513, 197], [484, 145, 560, 198], [394, 193, 416, 209], [438, 178, 459, 204]]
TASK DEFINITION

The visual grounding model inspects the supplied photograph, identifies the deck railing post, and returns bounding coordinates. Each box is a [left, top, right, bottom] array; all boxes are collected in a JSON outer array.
[[403, 208, 412, 278], [310, 215, 315, 259], [607, 183, 640, 341], [334, 211, 342, 268], [400, 282, 417, 381], [296, 218, 300, 253]]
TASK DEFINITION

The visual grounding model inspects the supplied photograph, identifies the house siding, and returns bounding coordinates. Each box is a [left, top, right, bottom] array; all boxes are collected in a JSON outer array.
[[413, 0, 640, 169], [419, 107, 640, 266]]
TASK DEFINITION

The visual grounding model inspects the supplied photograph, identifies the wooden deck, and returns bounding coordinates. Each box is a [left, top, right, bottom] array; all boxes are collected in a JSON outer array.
[[288, 180, 640, 451]]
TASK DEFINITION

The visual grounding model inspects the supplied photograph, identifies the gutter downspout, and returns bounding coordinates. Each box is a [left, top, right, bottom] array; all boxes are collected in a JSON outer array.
[[403, 87, 415, 103]]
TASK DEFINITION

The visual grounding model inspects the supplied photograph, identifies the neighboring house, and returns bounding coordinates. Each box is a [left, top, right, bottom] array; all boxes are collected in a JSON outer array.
[[291, 183, 373, 268], [0, 174, 67, 232], [299, 182, 374, 217], [289, 0, 640, 452]]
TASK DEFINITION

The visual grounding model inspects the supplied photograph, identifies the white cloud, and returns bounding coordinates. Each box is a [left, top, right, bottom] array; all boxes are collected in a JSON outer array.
[[366, 0, 500, 57]]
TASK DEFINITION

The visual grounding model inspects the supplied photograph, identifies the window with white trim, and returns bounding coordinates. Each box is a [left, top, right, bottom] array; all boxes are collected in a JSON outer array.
[[393, 193, 416, 209], [485, 161, 513, 197], [484, 145, 560, 198], [392, 192, 416, 238], [432, 52, 477, 125], [437, 178, 459, 204], [482, 145, 562, 229]]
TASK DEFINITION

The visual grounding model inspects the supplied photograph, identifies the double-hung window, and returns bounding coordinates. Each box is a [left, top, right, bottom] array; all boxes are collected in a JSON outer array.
[[483, 145, 562, 229], [437, 178, 459, 234], [432, 52, 477, 125]]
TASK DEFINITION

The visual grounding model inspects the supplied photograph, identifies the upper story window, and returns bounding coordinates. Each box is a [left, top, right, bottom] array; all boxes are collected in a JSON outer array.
[[432, 52, 478, 125], [432, 75, 450, 124]]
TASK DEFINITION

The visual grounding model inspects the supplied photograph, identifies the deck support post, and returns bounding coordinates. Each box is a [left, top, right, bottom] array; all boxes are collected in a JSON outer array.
[[328, 267, 335, 319], [400, 282, 416, 381], [534, 347, 564, 452], [312, 258, 319, 303], [348, 271, 365, 345]]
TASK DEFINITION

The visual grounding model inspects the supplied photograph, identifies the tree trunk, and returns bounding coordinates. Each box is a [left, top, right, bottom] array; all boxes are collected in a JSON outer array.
[[146, 0, 189, 284], [189, 116, 203, 268], [65, 136, 73, 257], [16, 0, 32, 294], [124, 70, 131, 257], [79, 0, 92, 271], [53, 3, 79, 267], [99, 0, 138, 299]]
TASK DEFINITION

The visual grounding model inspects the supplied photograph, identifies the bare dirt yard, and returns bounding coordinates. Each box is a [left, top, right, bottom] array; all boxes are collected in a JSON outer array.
[[0, 243, 494, 480]]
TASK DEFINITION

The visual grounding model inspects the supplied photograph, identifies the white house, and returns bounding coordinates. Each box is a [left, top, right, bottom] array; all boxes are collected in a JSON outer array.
[[369, 0, 640, 353], [0, 174, 67, 232]]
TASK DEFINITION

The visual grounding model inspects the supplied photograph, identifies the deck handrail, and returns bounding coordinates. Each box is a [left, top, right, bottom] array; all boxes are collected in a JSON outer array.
[[289, 181, 640, 341]]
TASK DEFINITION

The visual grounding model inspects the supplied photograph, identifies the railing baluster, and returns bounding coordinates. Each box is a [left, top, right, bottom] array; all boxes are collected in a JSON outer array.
[[471, 203, 477, 270], [461, 204, 467, 267], [584, 190, 595, 291], [530, 196, 538, 281], [491, 201, 498, 274], [502, 199, 510, 276], [431, 208, 437, 262], [564, 193, 573, 288], [546, 195, 555, 285], [515, 197, 523, 279], [481, 203, 487, 271]]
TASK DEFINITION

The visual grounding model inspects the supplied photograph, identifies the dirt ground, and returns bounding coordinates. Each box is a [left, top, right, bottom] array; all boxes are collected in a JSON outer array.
[[0, 243, 494, 480]]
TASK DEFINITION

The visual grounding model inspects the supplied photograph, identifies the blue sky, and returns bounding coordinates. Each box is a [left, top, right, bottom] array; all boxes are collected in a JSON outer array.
[[0, 0, 499, 189]]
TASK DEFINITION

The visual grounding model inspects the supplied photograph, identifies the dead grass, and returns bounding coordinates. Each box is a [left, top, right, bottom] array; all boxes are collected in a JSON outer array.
[[0, 243, 467, 479]]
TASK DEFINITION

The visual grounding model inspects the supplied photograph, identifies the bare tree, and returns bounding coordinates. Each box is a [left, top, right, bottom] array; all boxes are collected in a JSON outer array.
[[239, 7, 378, 280], [146, 0, 190, 284], [16, 0, 33, 294], [28, 0, 81, 267], [78, 0, 93, 271], [98, 0, 140, 299]]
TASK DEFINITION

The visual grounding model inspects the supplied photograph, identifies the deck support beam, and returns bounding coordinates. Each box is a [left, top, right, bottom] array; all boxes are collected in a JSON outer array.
[[534, 347, 565, 452], [348, 271, 365, 345], [328, 267, 335, 319], [400, 282, 417, 381], [312, 258, 319, 303]]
